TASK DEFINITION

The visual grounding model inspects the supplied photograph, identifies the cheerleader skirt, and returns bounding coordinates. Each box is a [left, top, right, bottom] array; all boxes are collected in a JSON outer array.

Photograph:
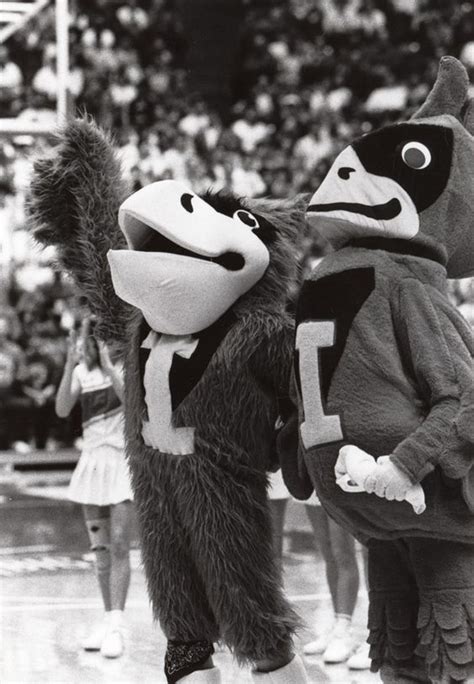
[[68, 446, 133, 506]]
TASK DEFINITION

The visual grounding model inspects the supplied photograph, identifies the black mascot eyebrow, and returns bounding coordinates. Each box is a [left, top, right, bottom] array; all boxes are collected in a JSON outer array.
[[281, 56, 474, 684], [28, 120, 311, 683]]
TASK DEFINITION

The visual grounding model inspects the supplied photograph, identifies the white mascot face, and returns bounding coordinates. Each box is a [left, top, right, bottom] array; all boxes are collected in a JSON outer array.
[[107, 180, 270, 335]]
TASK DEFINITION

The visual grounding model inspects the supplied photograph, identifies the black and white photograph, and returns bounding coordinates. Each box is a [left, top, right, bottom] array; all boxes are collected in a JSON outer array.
[[1, 1, 474, 682]]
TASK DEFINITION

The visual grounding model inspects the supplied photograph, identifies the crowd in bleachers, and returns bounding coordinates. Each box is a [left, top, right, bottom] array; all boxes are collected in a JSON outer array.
[[3, 0, 474, 198], [1, 0, 474, 450], [0, 274, 81, 452]]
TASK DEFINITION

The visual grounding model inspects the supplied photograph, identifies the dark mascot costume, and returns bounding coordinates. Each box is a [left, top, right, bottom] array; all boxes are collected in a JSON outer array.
[[29, 120, 310, 683], [282, 57, 474, 684]]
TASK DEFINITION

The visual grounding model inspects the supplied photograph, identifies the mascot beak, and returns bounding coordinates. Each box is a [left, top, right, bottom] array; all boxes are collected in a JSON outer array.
[[307, 146, 419, 245], [117, 180, 256, 265], [107, 180, 269, 335]]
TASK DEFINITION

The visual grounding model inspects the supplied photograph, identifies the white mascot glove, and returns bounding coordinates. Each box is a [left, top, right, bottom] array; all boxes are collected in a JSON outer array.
[[364, 455, 412, 501], [335, 445, 426, 515]]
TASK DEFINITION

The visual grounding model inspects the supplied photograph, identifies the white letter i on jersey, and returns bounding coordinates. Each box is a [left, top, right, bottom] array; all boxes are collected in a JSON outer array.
[[296, 321, 344, 449], [141, 332, 198, 455]]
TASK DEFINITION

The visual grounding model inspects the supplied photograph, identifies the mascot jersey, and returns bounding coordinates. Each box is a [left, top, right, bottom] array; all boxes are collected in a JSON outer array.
[[294, 245, 473, 543], [28, 123, 310, 684], [289, 59, 474, 543], [283, 57, 474, 684]]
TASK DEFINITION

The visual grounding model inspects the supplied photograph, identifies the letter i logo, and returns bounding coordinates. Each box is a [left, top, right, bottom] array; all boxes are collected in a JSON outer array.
[[296, 321, 344, 449]]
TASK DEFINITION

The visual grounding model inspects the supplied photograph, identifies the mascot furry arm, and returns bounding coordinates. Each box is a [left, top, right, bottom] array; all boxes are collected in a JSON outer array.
[[28, 120, 310, 683], [284, 57, 474, 683], [28, 119, 133, 353]]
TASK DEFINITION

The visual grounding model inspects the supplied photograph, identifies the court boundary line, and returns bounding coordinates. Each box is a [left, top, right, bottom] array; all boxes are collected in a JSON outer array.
[[1, 592, 338, 612]]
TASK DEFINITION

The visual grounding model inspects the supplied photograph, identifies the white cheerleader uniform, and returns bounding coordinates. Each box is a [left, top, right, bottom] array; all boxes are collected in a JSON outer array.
[[68, 363, 133, 506]]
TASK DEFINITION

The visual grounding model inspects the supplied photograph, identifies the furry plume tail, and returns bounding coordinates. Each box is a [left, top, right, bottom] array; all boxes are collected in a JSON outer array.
[[28, 117, 133, 350]]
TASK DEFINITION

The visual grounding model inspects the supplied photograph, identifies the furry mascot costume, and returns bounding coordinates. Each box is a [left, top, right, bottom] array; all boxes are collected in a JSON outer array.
[[281, 57, 474, 683], [28, 118, 310, 683]]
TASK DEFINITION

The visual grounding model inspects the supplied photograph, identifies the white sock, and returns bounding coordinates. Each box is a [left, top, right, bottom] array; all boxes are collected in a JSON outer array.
[[108, 610, 124, 628], [334, 613, 352, 632]]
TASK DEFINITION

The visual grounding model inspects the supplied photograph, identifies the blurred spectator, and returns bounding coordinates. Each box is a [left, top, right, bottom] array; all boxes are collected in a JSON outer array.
[[231, 108, 273, 153], [179, 100, 211, 138], [6, 0, 474, 202], [294, 120, 334, 172], [230, 153, 266, 197], [365, 82, 408, 113], [110, 66, 139, 128], [20, 353, 57, 450], [118, 130, 140, 178], [116, 0, 149, 33], [0, 315, 26, 450], [0, 45, 23, 116], [321, 0, 365, 35], [160, 133, 193, 181], [32, 45, 84, 103]]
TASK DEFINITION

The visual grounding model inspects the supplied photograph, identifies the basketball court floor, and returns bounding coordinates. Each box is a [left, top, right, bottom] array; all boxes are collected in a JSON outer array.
[[1, 482, 379, 683]]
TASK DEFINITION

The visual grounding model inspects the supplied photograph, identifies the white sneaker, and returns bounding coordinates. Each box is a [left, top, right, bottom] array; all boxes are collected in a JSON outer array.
[[82, 618, 109, 651], [347, 641, 371, 670], [323, 626, 355, 664], [303, 630, 332, 655], [100, 628, 124, 658]]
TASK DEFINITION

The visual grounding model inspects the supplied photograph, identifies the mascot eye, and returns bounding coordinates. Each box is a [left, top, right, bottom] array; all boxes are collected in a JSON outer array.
[[180, 193, 194, 213], [401, 142, 431, 170], [233, 209, 260, 229]]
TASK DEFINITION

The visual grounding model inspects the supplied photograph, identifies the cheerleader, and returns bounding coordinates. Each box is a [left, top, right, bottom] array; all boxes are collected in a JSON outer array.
[[302, 495, 370, 669], [55, 319, 133, 658]]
